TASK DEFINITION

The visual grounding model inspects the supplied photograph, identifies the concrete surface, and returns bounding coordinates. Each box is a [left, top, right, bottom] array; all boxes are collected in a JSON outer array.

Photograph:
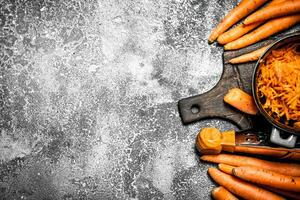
[[0, 0, 239, 199]]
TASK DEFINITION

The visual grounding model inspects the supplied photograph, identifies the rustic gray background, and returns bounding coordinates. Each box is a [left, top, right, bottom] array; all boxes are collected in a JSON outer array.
[[0, 0, 241, 199]]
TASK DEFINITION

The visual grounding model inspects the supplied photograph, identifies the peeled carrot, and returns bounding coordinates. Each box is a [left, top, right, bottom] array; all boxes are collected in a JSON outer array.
[[208, 168, 285, 200], [201, 154, 300, 176], [217, 21, 264, 45], [233, 166, 300, 192], [208, 0, 269, 43], [218, 164, 235, 175], [224, 14, 300, 50], [223, 88, 258, 115], [244, 0, 300, 25], [228, 45, 270, 64], [212, 186, 239, 200]]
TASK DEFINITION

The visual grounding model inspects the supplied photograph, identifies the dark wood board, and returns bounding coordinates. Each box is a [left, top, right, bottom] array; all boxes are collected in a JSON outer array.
[[178, 29, 300, 130], [178, 58, 253, 129]]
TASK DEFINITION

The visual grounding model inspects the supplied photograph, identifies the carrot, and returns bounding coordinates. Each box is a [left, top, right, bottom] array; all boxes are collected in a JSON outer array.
[[228, 45, 270, 64], [201, 154, 300, 176], [234, 146, 289, 158], [268, 0, 289, 5], [208, 0, 269, 43], [223, 88, 258, 115], [224, 14, 300, 50], [281, 152, 300, 161], [233, 166, 300, 192], [218, 164, 300, 199], [212, 186, 239, 200], [244, 0, 300, 25], [217, 21, 264, 45], [217, 0, 287, 45], [208, 168, 285, 200], [263, 186, 300, 200], [218, 164, 235, 175], [295, 122, 300, 129]]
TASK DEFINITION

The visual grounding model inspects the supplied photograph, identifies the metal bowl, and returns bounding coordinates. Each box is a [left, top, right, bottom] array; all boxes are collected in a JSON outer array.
[[252, 33, 300, 146]]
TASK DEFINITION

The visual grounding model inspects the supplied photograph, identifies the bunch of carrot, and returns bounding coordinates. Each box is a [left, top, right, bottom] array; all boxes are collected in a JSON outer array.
[[201, 154, 300, 200], [209, 0, 300, 64]]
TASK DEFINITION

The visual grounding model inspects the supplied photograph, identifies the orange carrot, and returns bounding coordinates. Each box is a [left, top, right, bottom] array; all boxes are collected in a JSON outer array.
[[223, 88, 258, 115], [218, 163, 300, 198], [212, 186, 239, 200], [217, 21, 264, 45], [268, 0, 289, 4], [263, 186, 300, 200], [217, 0, 287, 45], [224, 14, 300, 50], [233, 146, 292, 158], [208, 168, 285, 200], [228, 45, 270, 64], [218, 164, 235, 175], [244, 0, 300, 25], [201, 154, 300, 176], [295, 122, 300, 129], [208, 0, 269, 43], [233, 166, 300, 192]]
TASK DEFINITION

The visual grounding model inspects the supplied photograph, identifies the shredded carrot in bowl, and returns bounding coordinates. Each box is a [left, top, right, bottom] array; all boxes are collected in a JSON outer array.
[[257, 43, 300, 129]]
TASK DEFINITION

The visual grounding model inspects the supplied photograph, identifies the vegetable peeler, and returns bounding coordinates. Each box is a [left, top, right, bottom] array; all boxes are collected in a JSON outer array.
[[196, 128, 300, 160]]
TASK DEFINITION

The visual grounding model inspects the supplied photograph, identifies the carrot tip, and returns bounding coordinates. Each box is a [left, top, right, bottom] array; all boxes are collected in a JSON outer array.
[[242, 19, 251, 25], [224, 45, 231, 50], [228, 59, 235, 64], [200, 156, 205, 160]]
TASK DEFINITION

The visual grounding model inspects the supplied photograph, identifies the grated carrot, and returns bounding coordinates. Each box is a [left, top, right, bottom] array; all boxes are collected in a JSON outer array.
[[257, 43, 300, 128]]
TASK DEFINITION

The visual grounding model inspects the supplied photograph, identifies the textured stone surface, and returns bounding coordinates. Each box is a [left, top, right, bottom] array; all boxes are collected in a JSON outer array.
[[0, 0, 239, 199]]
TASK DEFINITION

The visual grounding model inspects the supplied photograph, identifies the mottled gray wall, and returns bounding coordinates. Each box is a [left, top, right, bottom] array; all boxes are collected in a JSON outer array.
[[0, 0, 237, 199]]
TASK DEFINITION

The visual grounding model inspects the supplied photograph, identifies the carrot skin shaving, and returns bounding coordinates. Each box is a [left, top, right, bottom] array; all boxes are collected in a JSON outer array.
[[208, 0, 269, 43], [244, 0, 300, 25], [201, 154, 300, 176], [208, 168, 285, 200], [224, 14, 300, 50], [212, 186, 239, 200], [233, 166, 300, 192], [229, 45, 270, 64]]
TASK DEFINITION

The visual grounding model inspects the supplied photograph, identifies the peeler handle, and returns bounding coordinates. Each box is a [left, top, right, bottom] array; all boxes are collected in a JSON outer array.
[[196, 128, 300, 160]]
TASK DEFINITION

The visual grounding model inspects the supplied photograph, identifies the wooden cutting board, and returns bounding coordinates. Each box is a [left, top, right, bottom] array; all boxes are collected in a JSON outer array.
[[177, 38, 280, 130]]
